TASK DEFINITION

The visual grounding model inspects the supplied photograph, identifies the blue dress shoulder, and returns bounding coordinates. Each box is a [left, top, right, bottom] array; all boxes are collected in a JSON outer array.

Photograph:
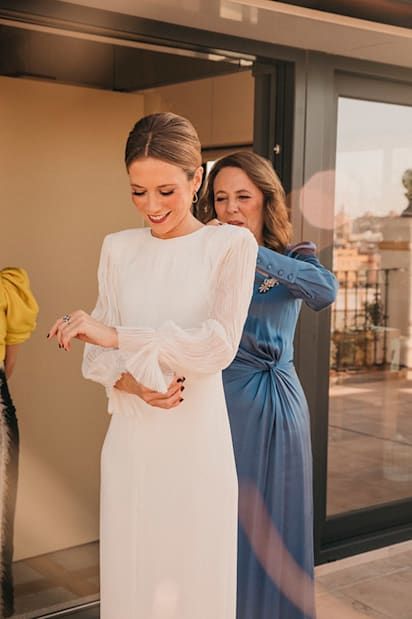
[[223, 242, 338, 619]]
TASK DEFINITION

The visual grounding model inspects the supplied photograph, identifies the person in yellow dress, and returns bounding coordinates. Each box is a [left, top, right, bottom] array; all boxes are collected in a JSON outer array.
[[0, 268, 38, 617]]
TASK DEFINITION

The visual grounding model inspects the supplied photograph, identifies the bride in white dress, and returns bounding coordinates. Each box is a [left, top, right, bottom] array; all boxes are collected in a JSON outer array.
[[48, 112, 257, 619]]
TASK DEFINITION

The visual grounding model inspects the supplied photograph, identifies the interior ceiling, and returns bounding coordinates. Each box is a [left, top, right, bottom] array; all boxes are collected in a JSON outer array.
[[44, 0, 412, 69], [0, 24, 243, 91]]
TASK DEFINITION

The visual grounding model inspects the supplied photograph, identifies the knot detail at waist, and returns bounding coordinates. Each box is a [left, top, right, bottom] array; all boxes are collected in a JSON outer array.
[[265, 359, 293, 372], [229, 351, 293, 373]]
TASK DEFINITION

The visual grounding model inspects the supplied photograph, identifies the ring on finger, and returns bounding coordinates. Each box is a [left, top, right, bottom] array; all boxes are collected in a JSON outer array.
[[62, 314, 71, 323]]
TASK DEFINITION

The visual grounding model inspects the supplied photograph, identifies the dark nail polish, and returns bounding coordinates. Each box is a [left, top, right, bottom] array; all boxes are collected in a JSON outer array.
[[180, 386, 185, 392], [182, 377, 186, 382], [46, 333, 50, 339], [177, 378, 183, 383], [180, 398, 184, 402]]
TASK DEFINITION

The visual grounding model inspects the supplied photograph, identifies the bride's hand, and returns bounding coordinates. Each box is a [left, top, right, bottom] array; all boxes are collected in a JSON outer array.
[[48, 310, 118, 351], [114, 372, 185, 410]]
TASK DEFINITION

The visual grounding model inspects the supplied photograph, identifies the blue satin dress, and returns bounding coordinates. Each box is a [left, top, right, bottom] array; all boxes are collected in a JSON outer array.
[[223, 243, 338, 619]]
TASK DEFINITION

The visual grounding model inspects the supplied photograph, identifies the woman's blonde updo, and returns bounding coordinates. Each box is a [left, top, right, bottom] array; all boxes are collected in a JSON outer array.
[[199, 151, 292, 252], [125, 112, 202, 180]]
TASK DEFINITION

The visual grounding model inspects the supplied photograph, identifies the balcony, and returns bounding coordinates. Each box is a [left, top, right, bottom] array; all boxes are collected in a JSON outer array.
[[331, 268, 404, 374]]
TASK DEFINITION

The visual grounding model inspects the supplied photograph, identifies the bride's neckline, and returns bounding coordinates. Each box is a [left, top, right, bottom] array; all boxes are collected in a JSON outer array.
[[148, 225, 208, 242]]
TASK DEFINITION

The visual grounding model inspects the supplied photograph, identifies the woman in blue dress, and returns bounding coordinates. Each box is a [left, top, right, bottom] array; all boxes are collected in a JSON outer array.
[[199, 151, 338, 619]]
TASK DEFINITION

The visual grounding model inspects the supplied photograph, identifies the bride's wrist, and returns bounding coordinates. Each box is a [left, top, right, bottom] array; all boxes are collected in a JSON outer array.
[[107, 326, 119, 349]]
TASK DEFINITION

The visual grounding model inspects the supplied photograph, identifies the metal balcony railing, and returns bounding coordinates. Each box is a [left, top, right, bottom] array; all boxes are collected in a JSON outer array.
[[330, 268, 401, 372]]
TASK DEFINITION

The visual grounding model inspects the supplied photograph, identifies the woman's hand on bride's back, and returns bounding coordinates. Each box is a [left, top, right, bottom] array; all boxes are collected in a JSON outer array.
[[114, 372, 185, 410]]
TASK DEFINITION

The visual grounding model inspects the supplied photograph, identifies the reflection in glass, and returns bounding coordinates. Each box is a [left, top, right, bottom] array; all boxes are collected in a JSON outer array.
[[327, 97, 412, 516]]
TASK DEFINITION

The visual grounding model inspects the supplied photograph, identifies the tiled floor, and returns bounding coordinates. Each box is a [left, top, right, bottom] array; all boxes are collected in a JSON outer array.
[[11, 540, 412, 618], [48, 608, 99, 618], [316, 540, 412, 619], [12, 543, 99, 618], [328, 373, 412, 514]]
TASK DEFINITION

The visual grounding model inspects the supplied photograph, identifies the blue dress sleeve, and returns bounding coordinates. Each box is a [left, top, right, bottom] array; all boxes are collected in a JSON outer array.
[[257, 242, 338, 311]]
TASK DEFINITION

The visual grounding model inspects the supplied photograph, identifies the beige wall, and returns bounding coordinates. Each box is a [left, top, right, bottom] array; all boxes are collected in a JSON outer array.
[[144, 71, 254, 149], [0, 76, 145, 560]]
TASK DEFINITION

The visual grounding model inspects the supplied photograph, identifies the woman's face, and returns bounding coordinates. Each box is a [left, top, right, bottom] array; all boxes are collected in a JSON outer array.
[[128, 157, 202, 239], [213, 166, 264, 244]]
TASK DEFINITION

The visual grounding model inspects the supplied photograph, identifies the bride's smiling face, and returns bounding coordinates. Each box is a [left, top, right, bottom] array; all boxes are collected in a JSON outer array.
[[128, 157, 203, 239]]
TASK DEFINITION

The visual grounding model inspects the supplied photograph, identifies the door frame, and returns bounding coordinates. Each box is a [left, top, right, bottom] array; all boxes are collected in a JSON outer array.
[[0, 4, 295, 618], [252, 60, 295, 196], [296, 54, 412, 563]]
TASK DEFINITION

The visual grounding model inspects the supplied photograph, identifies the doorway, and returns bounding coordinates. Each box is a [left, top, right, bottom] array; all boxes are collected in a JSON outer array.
[[0, 21, 292, 617], [319, 72, 412, 559]]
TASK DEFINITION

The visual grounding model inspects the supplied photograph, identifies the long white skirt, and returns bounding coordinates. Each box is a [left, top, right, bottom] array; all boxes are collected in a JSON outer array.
[[100, 374, 238, 619]]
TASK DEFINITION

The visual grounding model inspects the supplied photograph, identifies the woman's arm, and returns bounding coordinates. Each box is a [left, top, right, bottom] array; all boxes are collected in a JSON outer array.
[[4, 344, 18, 379], [1, 268, 39, 377], [47, 235, 128, 396], [50, 309, 186, 407], [257, 243, 338, 311], [80, 235, 136, 397]]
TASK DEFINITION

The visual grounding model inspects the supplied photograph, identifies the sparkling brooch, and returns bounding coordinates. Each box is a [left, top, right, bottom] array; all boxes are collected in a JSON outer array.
[[258, 277, 279, 293]]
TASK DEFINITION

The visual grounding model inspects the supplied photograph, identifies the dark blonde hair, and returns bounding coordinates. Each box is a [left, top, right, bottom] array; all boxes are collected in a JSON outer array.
[[125, 112, 202, 179], [199, 151, 292, 252]]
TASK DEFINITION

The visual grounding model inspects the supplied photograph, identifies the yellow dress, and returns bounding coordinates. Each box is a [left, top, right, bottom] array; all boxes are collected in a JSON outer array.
[[0, 267, 39, 362], [0, 267, 38, 617]]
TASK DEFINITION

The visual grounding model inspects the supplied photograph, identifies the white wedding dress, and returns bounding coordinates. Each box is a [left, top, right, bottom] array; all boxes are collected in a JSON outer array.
[[82, 224, 257, 619]]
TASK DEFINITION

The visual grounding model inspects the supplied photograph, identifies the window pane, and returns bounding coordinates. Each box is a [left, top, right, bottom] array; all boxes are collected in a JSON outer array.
[[327, 97, 412, 516]]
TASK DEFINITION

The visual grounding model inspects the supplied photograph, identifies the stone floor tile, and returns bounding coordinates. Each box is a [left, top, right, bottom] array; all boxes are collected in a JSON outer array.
[[316, 588, 392, 619], [316, 561, 400, 591], [338, 567, 412, 619]]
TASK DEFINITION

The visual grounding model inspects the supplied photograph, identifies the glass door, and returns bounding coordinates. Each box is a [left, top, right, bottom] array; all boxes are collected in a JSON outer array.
[[324, 74, 412, 549]]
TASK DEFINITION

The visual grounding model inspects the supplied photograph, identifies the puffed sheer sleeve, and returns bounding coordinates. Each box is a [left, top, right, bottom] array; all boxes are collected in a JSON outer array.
[[82, 236, 128, 396], [116, 228, 258, 393], [1, 268, 39, 344], [257, 242, 338, 311]]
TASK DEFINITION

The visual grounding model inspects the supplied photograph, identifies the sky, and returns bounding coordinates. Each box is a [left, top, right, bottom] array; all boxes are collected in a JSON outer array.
[[334, 97, 412, 220]]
